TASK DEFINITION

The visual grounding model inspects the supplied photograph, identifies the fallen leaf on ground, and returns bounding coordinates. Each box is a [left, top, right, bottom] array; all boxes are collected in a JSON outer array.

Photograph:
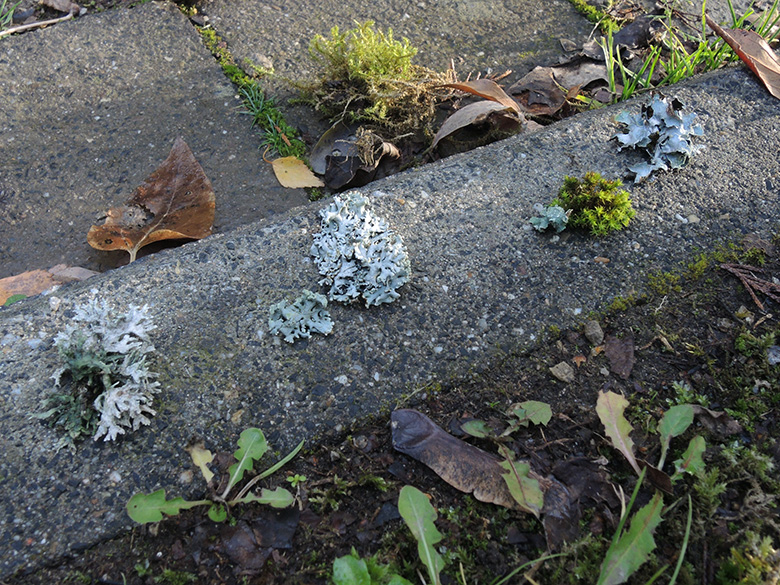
[[88, 137, 215, 262], [309, 122, 358, 175], [444, 79, 521, 113], [637, 460, 673, 494], [0, 264, 98, 304], [431, 101, 522, 150], [605, 334, 635, 379], [542, 477, 579, 551], [270, 156, 325, 189], [596, 391, 642, 476], [691, 405, 743, 437], [391, 409, 535, 511], [706, 15, 780, 99], [220, 508, 299, 577], [507, 67, 567, 116]]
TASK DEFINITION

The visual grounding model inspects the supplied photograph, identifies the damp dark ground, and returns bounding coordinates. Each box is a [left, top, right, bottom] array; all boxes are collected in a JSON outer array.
[[6, 236, 779, 585]]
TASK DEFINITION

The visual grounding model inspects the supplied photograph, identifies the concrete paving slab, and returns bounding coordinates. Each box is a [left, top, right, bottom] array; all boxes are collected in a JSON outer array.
[[0, 1, 309, 280], [1, 61, 779, 576]]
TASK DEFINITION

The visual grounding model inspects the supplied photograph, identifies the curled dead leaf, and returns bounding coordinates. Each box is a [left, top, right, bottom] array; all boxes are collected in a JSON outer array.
[[444, 79, 521, 113], [88, 138, 215, 262], [391, 409, 530, 511], [706, 15, 780, 99], [431, 101, 521, 150]]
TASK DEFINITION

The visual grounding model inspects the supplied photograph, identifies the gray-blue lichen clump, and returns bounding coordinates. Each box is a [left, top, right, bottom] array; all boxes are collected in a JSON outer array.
[[311, 192, 411, 307], [41, 299, 160, 446], [530, 204, 569, 233], [268, 289, 334, 343], [614, 94, 703, 182]]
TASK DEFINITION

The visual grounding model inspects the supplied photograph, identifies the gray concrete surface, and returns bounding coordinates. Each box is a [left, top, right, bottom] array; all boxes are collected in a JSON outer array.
[[0, 0, 778, 578], [0, 1, 310, 279]]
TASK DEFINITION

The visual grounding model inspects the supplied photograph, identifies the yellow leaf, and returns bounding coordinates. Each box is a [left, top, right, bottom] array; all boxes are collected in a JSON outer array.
[[185, 441, 214, 483], [271, 157, 324, 188]]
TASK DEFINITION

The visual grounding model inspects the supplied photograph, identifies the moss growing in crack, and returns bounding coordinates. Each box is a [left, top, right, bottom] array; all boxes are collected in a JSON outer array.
[[197, 27, 305, 158], [565, 0, 621, 33], [552, 172, 636, 236]]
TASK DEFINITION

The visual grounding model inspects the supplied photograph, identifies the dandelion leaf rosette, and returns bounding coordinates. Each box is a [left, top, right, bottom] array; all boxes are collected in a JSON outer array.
[[311, 192, 410, 307]]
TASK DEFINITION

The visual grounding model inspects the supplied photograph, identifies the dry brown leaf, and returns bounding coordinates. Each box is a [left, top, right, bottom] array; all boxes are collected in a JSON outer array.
[[270, 156, 325, 189], [605, 334, 635, 379], [88, 138, 215, 263], [391, 409, 529, 510], [507, 67, 567, 116], [431, 101, 519, 150], [0, 264, 98, 304], [444, 79, 521, 113], [573, 355, 587, 368], [706, 15, 780, 99]]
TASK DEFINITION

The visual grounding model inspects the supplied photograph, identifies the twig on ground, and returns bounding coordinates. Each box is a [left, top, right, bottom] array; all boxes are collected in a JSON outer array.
[[0, 12, 73, 39], [720, 263, 780, 311]]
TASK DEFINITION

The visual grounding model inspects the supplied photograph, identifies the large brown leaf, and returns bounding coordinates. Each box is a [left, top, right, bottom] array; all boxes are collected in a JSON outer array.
[[88, 138, 215, 262], [391, 409, 531, 511], [431, 101, 521, 150], [706, 15, 780, 99]]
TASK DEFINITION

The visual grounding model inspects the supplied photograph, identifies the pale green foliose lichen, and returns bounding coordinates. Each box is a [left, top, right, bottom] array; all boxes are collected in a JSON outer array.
[[311, 192, 410, 307], [40, 299, 160, 447], [268, 289, 334, 343], [614, 94, 703, 182], [530, 204, 569, 233]]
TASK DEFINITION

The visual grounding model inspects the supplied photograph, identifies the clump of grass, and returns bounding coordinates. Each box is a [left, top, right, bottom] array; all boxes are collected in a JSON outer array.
[[552, 172, 636, 236], [240, 84, 306, 159], [304, 20, 451, 135], [0, 0, 21, 30]]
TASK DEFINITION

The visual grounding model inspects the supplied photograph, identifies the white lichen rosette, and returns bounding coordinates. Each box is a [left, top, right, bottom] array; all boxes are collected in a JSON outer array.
[[310, 192, 411, 307]]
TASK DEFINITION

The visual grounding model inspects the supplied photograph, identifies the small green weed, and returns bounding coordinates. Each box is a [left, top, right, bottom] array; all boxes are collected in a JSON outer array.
[[552, 172, 636, 236], [127, 428, 303, 524]]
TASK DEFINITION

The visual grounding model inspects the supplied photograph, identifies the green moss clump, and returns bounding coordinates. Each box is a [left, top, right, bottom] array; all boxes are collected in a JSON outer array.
[[553, 172, 636, 236], [310, 20, 417, 85], [305, 20, 449, 134]]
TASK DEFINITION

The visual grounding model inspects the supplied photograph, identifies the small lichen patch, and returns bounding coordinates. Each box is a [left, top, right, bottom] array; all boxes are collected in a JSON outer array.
[[614, 94, 703, 182], [268, 289, 334, 343], [311, 192, 411, 307], [37, 299, 160, 447]]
